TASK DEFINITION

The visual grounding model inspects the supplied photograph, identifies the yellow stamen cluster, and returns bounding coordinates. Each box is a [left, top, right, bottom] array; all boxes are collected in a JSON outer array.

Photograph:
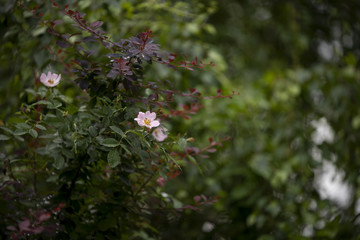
[[143, 118, 151, 126], [48, 79, 54, 84]]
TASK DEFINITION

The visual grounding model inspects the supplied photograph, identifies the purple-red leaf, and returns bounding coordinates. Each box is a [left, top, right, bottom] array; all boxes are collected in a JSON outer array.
[[82, 36, 96, 42], [18, 219, 30, 231], [6, 226, 17, 231], [38, 213, 51, 223], [56, 40, 70, 48], [53, 19, 62, 26], [90, 21, 104, 29], [207, 148, 217, 153]]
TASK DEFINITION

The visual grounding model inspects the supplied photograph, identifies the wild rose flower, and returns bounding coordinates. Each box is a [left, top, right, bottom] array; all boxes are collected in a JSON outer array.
[[40, 71, 61, 87], [152, 127, 168, 142], [134, 111, 160, 129]]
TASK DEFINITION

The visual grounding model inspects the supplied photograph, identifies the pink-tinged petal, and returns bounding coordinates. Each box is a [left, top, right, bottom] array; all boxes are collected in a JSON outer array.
[[150, 120, 160, 128], [134, 118, 143, 126], [47, 71, 52, 79], [148, 112, 156, 120], [53, 77, 61, 85], [56, 74, 62, 82], [137, 112, 145, 120], [152, 127, 168, 142], [140, 120, 147, 127], [40, 73, 46, 83], [145, 111, 151, 117]]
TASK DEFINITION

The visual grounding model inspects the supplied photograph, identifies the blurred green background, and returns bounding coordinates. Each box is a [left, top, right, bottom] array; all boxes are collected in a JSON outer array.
[[2, 0, 360, 239]]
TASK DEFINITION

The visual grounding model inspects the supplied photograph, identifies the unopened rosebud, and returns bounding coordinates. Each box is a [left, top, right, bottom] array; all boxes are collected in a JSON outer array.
[[156, 177, 166, 187], [187, 137, 195, 142]]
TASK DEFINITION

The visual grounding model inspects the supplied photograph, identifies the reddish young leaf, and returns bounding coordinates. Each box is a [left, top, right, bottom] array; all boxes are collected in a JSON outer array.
[[67, 10, 74, 16], [56, 40, 70, 48], [18, 219, 31, 232], [207, 148, 217, 153], [53, 19, 62, 26], [90, 21, 104, 29]]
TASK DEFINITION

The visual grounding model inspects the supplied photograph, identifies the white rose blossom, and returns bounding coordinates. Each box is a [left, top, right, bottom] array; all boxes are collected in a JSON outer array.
[[134, 111, 160, 129], [40, 71, 61, 87]]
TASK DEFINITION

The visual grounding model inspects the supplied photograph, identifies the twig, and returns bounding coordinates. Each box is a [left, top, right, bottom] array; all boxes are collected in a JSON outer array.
[[134, 175, 153, 197]]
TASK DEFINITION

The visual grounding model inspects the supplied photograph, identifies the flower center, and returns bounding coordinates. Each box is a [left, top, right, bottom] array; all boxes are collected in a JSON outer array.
[[143, 118, 151, 126], [48, 79, 54, 84]]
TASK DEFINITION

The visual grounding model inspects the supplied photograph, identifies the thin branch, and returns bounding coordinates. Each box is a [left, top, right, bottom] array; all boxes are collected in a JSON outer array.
[[134, 175, 153, 197]]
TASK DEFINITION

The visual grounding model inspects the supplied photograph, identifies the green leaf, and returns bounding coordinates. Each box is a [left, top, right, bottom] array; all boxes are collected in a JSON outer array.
[[178, 138, 187, 150], [101, 138, 120, 147], [48, 100, 62, 109], [53, 155, 65, 169], [14, 135, 24, 142], [0, 134, 10, 140], [162, 148, 181, 170], [110, 126, 125, 137], [25, 88, 37, 96], [120, 144, 132, 155], [0, 126, 13, 134], [88, 126, 97, 137], [98, 216, 117, 231], [138, 149, 152, 171], [28, 129, 38, 138], [187, 155, 203, 175], [31, 100, 51, 106], [35, 124, 46, 130], [107, 150, 121, 168], [231, 185, 251, 200], [128, 130, 143, 137], [16, 123, 31, 130], [13, 129, 28, 136]]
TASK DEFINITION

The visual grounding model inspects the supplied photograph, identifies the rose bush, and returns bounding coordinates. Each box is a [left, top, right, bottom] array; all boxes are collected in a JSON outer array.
[[0, 1, 228, 239]]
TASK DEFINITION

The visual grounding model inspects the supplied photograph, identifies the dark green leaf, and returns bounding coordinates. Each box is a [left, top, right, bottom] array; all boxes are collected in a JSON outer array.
[[48, 100, 62, 109], [35, 124, 46, 130], [101, 138, 120, 147], [13, 129, 27, 135], [28, 129, 38, 138], [88, 126, 97, 137], [53, 155, 65, 169], [0, 126, 13, 134], [108, 150, 121, 168], [110, 126, 125, 137], [16, 123, 31, 130], [31, 100, 51, 106], [0, 134, 10, 140]]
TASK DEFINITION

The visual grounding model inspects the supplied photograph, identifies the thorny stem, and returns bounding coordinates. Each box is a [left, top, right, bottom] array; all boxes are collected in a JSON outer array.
[[33, 152, 37, 195], [66, 155, 84, 199], [5, 158, 18, 182], [134, 175, 153, 197]]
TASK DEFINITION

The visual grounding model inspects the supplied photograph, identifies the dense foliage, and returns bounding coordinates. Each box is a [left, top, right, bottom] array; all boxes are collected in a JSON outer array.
[[2, 0, 360, 239]]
